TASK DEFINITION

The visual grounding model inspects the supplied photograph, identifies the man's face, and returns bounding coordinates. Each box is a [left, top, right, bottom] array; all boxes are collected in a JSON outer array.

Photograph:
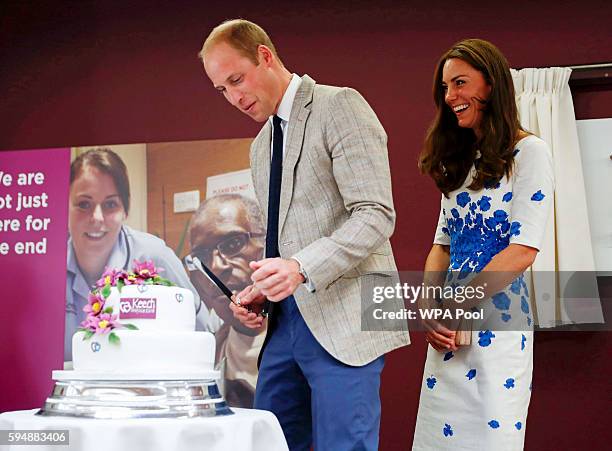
[[203, 41, 281, 122], [189, 200, 264, 320]]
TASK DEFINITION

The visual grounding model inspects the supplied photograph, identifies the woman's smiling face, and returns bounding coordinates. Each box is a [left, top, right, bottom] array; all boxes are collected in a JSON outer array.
[[69, 165, 126, 260], [442, 57, 492, 136]]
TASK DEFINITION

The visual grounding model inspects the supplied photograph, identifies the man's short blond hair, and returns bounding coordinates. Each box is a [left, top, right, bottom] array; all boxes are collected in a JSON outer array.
[[199, 19, 281, 66]]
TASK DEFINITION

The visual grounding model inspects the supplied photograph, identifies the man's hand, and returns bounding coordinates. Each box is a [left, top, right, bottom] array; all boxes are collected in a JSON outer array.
[[250, 258, 305, 302], [229, 285, 267, 331]]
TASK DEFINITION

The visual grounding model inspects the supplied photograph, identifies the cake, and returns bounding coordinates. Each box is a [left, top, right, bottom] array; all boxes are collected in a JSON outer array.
[[56, 260, 217, 381], [40, 260, 228, 418]]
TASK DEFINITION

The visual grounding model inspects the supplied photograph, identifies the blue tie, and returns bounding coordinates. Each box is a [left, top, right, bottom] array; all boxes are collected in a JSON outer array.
[[260, 115, 283, 319], [266, 115, 283, 259]]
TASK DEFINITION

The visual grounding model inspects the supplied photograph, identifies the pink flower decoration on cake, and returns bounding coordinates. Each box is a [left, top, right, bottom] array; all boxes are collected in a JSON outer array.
[[124, 274, 144, 285], [79, 315, 97, 330], [83, 312, 120, 335], [83, 292, 105, 316], [96, 268, 120, 288], [132, 259, 161, 280]]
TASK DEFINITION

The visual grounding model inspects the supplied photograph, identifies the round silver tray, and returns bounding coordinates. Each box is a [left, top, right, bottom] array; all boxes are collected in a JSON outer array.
[[38, 379, 233, 419]]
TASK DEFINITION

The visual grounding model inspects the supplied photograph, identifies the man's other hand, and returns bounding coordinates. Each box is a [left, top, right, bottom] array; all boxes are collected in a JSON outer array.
[[250, 258, 305, 302]]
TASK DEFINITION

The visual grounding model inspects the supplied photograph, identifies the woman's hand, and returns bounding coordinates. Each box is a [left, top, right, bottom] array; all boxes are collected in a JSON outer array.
[[423, 318, 457, 352]]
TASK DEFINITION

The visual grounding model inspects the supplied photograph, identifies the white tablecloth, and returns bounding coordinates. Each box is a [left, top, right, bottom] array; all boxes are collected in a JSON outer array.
[[0, 408, 288, 451]]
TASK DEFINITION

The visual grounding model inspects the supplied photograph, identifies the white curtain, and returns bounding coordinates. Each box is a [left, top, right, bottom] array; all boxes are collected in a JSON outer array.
[[511, 67, 604, 327]]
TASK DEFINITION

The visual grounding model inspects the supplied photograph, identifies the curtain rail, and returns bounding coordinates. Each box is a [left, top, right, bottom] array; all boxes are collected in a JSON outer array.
[[567, 62, 612, 71], [567, 63, 612, 86]]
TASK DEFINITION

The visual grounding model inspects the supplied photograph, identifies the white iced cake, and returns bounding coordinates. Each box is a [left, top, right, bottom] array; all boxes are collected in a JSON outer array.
[[56, 284, 217, 381]]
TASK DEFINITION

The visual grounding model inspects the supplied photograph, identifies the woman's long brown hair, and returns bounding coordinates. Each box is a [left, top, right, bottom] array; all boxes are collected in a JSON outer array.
[[419, 39, 525, 196]]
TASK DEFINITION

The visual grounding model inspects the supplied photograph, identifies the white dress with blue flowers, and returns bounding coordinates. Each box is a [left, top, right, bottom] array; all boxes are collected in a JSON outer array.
[[412, 136, 553, 451]]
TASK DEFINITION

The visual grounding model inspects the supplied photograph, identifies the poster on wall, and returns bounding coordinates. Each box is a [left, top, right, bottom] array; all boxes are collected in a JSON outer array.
[[0, 148, 70, 412], [64, 139, 264, 409]]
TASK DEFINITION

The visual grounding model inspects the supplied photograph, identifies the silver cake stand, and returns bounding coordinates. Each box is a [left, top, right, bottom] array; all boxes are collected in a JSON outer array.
[[38, 371, 233, 419]]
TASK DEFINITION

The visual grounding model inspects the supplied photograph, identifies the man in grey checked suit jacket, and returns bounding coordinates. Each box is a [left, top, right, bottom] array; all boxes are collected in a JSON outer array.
[[200, 19, 409, 451]]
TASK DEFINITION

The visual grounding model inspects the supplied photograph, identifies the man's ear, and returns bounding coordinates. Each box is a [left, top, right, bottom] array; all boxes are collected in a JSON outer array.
[[257, 45, 274, 66]]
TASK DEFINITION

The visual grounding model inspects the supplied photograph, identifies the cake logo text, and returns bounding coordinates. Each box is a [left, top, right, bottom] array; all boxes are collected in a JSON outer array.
[[120, 297, 158, 319]]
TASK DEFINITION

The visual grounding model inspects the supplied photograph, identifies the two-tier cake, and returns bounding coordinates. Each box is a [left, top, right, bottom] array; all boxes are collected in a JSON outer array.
[[40, 260, 230, 418]]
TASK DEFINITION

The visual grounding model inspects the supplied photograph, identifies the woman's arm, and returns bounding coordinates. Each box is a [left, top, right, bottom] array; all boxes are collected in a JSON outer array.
[[425, 244, 451, 272], [453, 243, 537, 311], [420, 244, 458, 352]]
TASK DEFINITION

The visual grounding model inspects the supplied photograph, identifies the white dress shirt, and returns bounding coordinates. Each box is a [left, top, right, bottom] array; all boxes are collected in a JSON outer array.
[[267, 74, 314, 292]]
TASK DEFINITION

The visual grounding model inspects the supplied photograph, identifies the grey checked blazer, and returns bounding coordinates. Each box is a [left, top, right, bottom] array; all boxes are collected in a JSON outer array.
[[251, 75, 410, 366]]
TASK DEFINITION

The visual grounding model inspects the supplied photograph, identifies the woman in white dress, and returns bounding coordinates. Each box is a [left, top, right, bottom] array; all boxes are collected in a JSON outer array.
[[412, 39, 553, 450]]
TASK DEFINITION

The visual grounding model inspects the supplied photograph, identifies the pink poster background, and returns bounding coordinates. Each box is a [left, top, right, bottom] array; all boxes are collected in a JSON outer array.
[[0, 148, 70, 411]]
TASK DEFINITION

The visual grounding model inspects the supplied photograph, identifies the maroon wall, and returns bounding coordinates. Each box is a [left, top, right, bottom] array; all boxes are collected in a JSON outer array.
[[1, 1, 610, 449]]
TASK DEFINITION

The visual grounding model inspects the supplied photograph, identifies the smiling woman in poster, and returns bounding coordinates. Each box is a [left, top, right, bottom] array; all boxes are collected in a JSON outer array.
[[412, 39, 553, 450], [64, 148, 207, 361]]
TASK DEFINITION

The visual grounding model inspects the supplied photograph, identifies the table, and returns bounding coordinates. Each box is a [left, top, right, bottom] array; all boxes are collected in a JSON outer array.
[[0, 408, 288, 451]]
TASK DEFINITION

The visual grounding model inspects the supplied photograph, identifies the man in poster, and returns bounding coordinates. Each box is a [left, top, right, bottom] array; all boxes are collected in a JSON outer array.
[[187, 193, 266, 407], [200, 19, 409, 450]]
